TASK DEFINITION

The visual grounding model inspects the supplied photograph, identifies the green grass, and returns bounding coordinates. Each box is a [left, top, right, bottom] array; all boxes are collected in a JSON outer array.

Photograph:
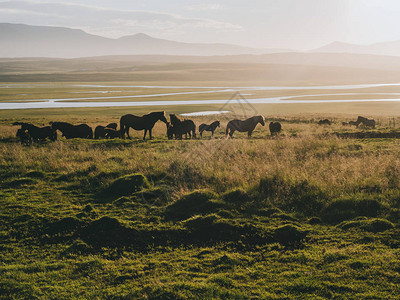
[[1, 113, 400, 299]]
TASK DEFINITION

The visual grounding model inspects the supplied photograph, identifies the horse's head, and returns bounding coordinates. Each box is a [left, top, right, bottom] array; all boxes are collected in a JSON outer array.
[[217, 121, 220, 128], [159, 111, 168, 124], [258, 115, 265, 126], [169, 114, 180, 125]]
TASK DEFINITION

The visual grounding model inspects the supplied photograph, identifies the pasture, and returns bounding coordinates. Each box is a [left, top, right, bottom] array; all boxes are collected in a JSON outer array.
[[1, 105, 400, 298], [1, 56, 400, 298]]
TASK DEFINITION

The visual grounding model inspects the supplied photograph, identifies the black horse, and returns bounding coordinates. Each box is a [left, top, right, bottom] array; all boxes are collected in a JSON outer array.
[[95, 123, 119, 139], [104, 128, 120, 139], [169, 114, 196, 139], [120, 111, 168, 140], [269, 122, 282, 136], [50, 122, 93, 139], [356, 116, 375, 128], [13, 122, 57, 142], [106, 123, 118, 130], [199, 121, 220, 138], [226, 115, 265, 138], [16, 128, 32, 145], [318, 119, 332, 125]]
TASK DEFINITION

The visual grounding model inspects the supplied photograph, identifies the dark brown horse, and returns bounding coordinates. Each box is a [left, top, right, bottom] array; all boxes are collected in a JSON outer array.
[[226, 115, 265, 138], [106, 123, 118, 130], [120, 111, 168, 140], [104, 128, 120, 139], [169, 114, 196, 139], [50, 122, 93, 139], [199, 121, 220, 138], [16, 128, 32, 145], [269, 122, 282, 136], [13, 122, 57, 142], [356, 116, 375, 128]]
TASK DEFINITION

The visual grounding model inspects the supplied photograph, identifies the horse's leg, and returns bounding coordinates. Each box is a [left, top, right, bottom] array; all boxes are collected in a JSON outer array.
[[143, 129, 147, 140], [200, 130, 203, 139], [211, 130, 214, 138], [248, 130, 253, 138], [229, 129, 235, 138], [149, 129, 152, 140]]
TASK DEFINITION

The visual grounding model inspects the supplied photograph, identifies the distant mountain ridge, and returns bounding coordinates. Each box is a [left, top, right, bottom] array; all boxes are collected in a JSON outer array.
[[312, 40, 400, 57], [0, 23, 290, 58]]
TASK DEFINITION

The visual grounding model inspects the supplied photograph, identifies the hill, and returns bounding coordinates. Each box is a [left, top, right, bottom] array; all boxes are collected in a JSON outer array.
[[0, 23, 289, 58]]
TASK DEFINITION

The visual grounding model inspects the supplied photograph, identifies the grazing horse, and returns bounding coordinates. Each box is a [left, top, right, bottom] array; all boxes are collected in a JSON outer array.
[[199, 121, 220, 138], [226, 115, 265, 138], [50, 122, 93, 139], [104, 128, 120, 139], [356, 116, 375, 128], [94, 125, 107, 139], [16, 128, 32, 145], [13, 122, 57, 142], [169, 114, 196, 139], [106, 123, 118, 130], [120, 111, 168, 140], [349, 121, 358, 126], [318, 119, 331, 125], [269, 122, 282, 136]]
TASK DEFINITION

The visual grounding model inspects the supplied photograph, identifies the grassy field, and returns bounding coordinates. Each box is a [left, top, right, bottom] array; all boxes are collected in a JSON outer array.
[[1, 110, 400, 299], [1, 57, 400, 298]]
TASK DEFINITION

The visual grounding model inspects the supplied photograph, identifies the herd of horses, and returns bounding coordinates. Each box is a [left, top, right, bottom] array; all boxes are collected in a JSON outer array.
[[12, 112, 375, 145], [12, 111, 275, 144]]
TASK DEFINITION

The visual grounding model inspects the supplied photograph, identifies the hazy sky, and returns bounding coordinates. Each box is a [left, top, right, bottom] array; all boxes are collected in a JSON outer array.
[[1, 0, 400, 49]]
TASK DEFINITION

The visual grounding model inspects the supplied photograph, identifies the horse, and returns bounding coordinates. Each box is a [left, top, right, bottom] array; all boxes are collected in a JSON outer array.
[[13, 122, 57, 142], [106, 123, 118, 130], [169, 114, 196, 139], [356, 116, 375, 128], [199, 121, 220, 138], [226, 115, 265, 138], [94, 125, 107, 139], [50, 122, 93, 139], [167, 122, 175, 140], [269, 122, 282, 136], [349, 121, 358, 126], [120, 111, 168, 140], [318, 119, 331, 125], [104, 128, 120, 139], [16, 128, 32, 146]]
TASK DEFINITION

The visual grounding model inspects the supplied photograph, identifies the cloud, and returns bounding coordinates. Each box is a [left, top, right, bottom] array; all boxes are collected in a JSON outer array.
[[0, 0, 242, 38], [186, 4, 223, 11]]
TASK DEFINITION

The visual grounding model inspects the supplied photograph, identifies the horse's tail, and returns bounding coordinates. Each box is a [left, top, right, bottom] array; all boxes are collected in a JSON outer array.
[[225, 123, 230, 136]]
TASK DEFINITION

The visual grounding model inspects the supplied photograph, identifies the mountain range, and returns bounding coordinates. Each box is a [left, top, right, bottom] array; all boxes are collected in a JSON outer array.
[[312, 40, 400, 57], [0, 23, 289, 58], [2, 23, 400, 58]]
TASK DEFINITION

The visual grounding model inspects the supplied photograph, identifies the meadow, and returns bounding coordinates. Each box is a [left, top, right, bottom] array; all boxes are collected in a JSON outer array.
[[1, 108, 400, 299], [1, 56, 400, 298]]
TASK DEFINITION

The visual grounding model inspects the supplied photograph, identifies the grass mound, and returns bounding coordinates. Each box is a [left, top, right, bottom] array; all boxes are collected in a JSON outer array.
[[25, 171, 46, 178], [259, 175, 325, 215], [80, 216, 137, 247], [105, 173, 151, 197], [4, 178, 37, 188], [337, 218, 394, 232], [321, 198, 383, 223], [165, 190, 223, 220], [222, 189, 252, 210], [46, 217, 83, 235], [273, 224, 308, 246]]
